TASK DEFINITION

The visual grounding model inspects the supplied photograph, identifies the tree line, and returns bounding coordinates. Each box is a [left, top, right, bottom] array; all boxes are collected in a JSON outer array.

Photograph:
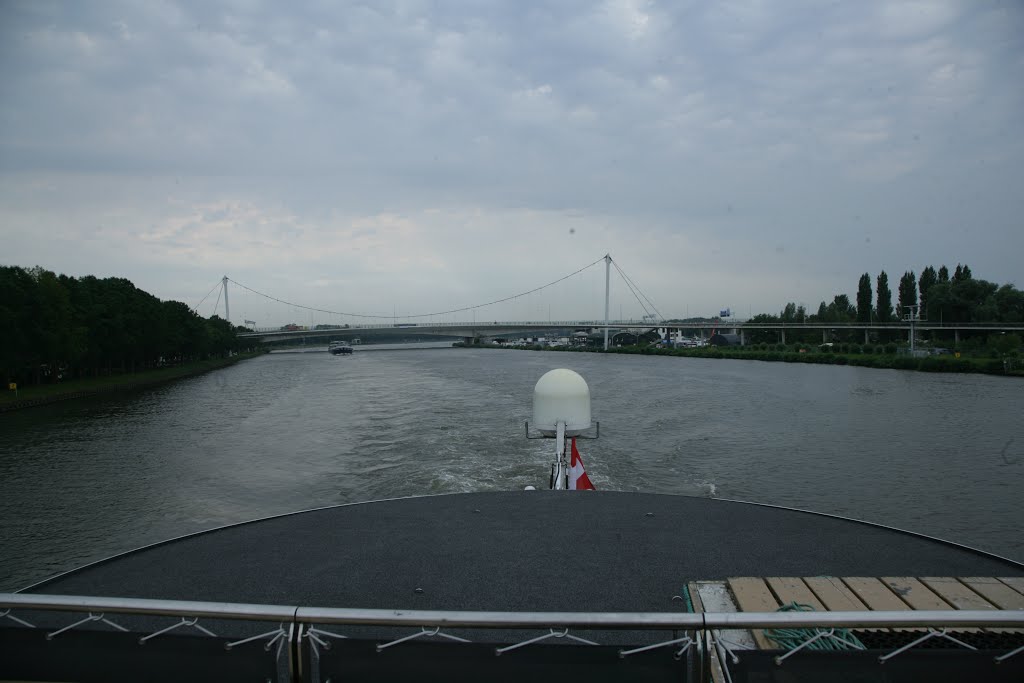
[[742, 263, 1023, 345], [1, 265, 252, 385]]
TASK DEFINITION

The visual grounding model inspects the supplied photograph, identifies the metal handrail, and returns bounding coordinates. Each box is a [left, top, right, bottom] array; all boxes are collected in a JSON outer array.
[[4, 593, 1024, 630], [0, 593, 295, 622], [295, 607, 704, 628]]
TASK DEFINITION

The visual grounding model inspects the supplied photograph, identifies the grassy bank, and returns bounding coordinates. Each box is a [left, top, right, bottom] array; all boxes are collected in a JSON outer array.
[[490, 344, 1022, 377], [0, 351, 267, 412]]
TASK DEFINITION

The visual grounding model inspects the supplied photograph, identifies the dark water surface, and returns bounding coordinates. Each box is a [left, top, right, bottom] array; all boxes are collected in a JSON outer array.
[[1, 348, 1022, 591]]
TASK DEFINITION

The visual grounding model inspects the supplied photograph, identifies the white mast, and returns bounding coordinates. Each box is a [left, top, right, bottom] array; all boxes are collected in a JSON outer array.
[[603, 254, 611, 350], [222, 275, 230, 323]]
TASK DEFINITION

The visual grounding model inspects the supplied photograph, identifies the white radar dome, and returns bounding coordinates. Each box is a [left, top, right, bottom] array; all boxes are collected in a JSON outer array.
[[532, 369, 592, 437]]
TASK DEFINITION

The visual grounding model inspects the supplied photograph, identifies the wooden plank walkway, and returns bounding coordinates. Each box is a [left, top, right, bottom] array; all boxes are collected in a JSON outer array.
[[690, 576, 1024, 650], [726, 577, 780, 649]]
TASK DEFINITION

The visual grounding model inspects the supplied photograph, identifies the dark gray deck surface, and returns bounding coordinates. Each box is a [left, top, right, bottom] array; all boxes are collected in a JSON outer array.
[[30, 492, 1022, 612]]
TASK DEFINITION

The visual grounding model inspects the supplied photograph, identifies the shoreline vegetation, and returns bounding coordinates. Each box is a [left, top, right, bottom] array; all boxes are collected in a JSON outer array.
[[0, 351, 266, 412], [1, 265, 259, 389], [472, 261, 1023, 377], [482, 344, 1023, 377]]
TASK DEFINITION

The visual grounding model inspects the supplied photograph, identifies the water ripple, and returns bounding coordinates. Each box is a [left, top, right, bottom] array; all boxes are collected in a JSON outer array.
[[1, 349, 1022, 590]]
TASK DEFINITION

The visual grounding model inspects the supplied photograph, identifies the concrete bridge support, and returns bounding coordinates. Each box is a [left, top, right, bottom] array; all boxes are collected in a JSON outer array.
[[739, 330, 745, 346], [823, 330, 828, 344], [864, 329, 870, 345], [954, 329, 960, 344], [781, 330, 786, 345]]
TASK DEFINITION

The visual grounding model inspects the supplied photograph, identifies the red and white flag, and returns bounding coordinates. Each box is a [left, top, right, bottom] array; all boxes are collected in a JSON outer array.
[[569, 437, 596, 490]]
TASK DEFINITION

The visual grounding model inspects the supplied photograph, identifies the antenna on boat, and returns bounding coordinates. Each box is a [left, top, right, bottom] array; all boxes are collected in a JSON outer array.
[[526, 369, 598, 489]]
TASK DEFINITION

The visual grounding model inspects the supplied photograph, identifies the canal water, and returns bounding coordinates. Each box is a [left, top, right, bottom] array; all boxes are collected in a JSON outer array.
[[1, 347, 1022, 590]]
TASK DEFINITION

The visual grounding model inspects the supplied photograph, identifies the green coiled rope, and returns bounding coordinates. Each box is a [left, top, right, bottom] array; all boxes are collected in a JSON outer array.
[[678, 588, 694, 613], [765, 602, 865, 651]]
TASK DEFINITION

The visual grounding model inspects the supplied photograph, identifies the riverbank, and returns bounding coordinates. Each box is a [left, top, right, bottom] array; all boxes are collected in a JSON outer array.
[[493, 344, 1023, 376], [0, 352, 267, 412]]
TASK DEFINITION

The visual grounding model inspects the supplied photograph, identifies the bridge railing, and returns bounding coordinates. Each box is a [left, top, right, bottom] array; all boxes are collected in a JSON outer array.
[[240, 319, 1024, 336], [243, 320, 641, 334]]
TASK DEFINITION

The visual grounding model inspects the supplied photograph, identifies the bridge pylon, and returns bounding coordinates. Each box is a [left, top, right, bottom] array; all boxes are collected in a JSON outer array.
[[222, 276, 230, 324]]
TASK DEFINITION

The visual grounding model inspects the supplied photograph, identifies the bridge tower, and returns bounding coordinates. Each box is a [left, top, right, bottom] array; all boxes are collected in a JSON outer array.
[[603, 254, 611, 350], [222, 276, 230, 324]]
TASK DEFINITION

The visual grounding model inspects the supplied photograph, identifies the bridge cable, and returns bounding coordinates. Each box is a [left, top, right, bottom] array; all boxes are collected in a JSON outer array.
[[613, 261, 663, 320], [615, 269, 653, 319], [612, 262, 658, 320], [191, 280, 223, 315], [227, 256, 607, 320], [211, 283, 223, 319]]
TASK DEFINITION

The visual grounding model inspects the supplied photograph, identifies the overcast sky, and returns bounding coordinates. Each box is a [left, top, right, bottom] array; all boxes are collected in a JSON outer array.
[[2, 0, 1022, 325]]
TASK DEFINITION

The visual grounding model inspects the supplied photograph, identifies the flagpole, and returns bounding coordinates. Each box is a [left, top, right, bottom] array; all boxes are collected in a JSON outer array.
[[553, 421, 566, 490]]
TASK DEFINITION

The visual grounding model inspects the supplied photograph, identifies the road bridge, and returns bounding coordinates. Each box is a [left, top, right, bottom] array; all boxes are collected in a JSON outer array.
[[215, 256, 1023, 349], [238, 320, 1024, 346], [239, 321, 624, 344]]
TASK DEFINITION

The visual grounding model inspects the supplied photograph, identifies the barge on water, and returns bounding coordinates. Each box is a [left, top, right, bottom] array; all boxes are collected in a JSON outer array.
[[2, 370, 1022, 682]]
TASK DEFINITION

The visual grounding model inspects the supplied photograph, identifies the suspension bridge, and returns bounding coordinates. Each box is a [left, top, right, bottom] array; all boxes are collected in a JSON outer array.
[[194, 254, 1024, 349], [197, 255, 672, 348]]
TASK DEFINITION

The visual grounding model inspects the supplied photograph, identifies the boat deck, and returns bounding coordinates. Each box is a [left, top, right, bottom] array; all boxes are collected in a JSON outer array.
[[27, 491, 1022, 611], [688, 575, 1024, 682], [6, 492, 1024, 682]]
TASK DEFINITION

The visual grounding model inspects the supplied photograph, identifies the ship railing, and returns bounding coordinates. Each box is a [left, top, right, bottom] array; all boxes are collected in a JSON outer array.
[[2, 593, 1023, 682]]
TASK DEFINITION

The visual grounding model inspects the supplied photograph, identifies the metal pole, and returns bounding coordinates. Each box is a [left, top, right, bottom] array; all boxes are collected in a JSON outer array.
[[553, 421, 567, 490], [222, 276, 230, 324], [603, 254, 611, 350], [913, 307, 921, 356]]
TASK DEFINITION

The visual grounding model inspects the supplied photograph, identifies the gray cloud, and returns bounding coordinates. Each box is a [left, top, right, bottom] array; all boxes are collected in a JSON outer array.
[[1, 0, 1022, 323]]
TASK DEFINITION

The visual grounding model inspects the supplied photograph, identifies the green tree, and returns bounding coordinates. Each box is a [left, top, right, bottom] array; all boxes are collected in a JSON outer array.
[[856, 273, 873, 323], [790, 303, 813, 342], [919, 266, 937, 318], [780, 302, 798, 323], [830, 294, 855, 320], [745, 313, 781, 344], [994, 284, 1024, 323], [32, 268, 75, 382], [990, 333, 1021, 356], [876, 271, 893, 323], [815, 295, 856, 339], [0, 266, 39, 382], [898, 271, 918, 318], [0, 265, 243, 385], [938, 265, 949, 283], [927, 279, 1000, 331]]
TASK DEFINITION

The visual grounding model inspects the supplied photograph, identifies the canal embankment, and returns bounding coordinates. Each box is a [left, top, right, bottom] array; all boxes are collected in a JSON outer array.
[[0, 351, 267, 413]]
